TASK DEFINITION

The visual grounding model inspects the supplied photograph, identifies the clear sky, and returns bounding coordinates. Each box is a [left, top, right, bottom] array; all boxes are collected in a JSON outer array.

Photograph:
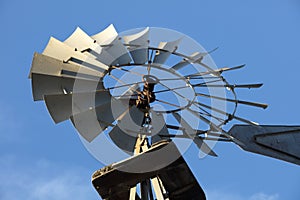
[[1, 0, 300, 199]]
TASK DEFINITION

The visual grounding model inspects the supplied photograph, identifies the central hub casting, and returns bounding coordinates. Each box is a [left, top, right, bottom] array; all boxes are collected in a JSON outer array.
[[136, 75, 159, 110]]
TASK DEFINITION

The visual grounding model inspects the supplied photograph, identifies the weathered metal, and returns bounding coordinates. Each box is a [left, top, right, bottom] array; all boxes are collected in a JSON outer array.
[[29, 24, 300, 200], [230, 125, 300, 166], [92, 140, 206, 200]]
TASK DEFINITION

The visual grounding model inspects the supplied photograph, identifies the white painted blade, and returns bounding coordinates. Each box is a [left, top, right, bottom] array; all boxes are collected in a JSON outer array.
[[31, 73, 104, 101], [172, 112, 217, 157], [230, 125, 300, 166], [153, 38, 181, 64], [92, 24, 131, 66], [64, 27, 99, 52], [109, 106, 144, 153], [43, 37, 108, 72], [64, 27, 117, 66], [29, 53, 103, 80], [44, 91, 111, 123], [123, 27, 149, 64], [92, 24, 118, 44], [71, 98, 129, 142]]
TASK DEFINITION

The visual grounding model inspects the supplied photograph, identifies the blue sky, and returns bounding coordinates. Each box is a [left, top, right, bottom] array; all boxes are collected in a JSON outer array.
[[1, 0, 300, 199]]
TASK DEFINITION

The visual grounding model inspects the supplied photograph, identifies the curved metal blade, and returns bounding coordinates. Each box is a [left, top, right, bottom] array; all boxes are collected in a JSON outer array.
[[195, 101, 259, 126], [109, 106, 145, 153], [70, 113, 110, 142], [150, 110, 169, 144], [123, 27, 149, 64], [29, 53, 103, 80], [153, 38, 182, 64], [196, 93, 268, 109], [43, 37, 108, 72], [31, 73, 104, 101], [172, 113, 217, 157], [44, 91, 111, 123], [229, 125, 300, 166], [64, 26, 121, 66], [92, 24, 131, 66], [108, 125, 137, 155], [71, 98, 130, 142], [64, 27, 99, 52], [92, 24, 118, 44]]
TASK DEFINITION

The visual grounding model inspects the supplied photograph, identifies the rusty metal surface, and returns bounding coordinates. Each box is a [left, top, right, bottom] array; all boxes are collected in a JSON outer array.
[[92, 141, 206, 200]]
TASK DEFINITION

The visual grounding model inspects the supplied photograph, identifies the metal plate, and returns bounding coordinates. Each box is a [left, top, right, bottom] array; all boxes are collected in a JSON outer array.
[[43, 37, 108, 72], [64, 27, 99, 52], [71, 98, 130, 142], [44, 91, 111, 123], [109, 106, 145, 153], [153, 38, 181, 64], [92, 141, 206, 200], [31, 73, 104, 101], [29, 53, 103, 80], [92, 24, 118, 44], [123, 27, 149, 64], [92, 24, 132, 66], [230, 125, 300, 165]]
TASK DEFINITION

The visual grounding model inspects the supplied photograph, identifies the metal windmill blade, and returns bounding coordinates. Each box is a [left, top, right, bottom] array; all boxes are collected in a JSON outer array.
[[123, 27, 149, 64], [29, 24, 300, 200]]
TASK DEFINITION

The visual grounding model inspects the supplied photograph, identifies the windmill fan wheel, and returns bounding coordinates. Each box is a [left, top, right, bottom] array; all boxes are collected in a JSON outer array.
[[29, 25, 267, 161]]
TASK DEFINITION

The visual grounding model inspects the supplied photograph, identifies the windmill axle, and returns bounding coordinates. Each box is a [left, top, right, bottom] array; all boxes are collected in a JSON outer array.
[[136, 75, 158, 110]]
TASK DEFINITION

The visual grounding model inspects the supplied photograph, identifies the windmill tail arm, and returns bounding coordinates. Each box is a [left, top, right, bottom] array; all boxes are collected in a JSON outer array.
[[229, 125, 300, 166]]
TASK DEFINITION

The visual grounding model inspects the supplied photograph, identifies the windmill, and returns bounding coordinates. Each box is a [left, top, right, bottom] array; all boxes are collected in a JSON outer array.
[[29, 25, 300, 200]]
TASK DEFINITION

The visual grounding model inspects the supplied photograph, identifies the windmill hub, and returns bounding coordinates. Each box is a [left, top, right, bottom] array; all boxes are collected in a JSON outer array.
[[106, 64, 196, 113], [136, 75, 158, 109]]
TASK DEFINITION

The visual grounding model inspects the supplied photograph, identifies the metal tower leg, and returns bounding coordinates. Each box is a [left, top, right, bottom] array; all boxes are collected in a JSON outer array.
[[151, 177, 168, 200], [129, 135, 168, 200]]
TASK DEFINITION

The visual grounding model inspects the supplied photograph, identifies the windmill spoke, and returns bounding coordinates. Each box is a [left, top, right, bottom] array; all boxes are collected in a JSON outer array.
[[158, 81, 191, 103], [196, 92, 268, 109], [196, 83, 263, 89], [155, 99, 181, 108], [107, 81, 144, 90], [194, 101, 259, 126], [154, 85, 189, 94], [109, 74, 141, 94], [111, 66, 144, 77], [192, 79, 223, 87], [187, 107, 224, 132], [190, 108, 225, 123]]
